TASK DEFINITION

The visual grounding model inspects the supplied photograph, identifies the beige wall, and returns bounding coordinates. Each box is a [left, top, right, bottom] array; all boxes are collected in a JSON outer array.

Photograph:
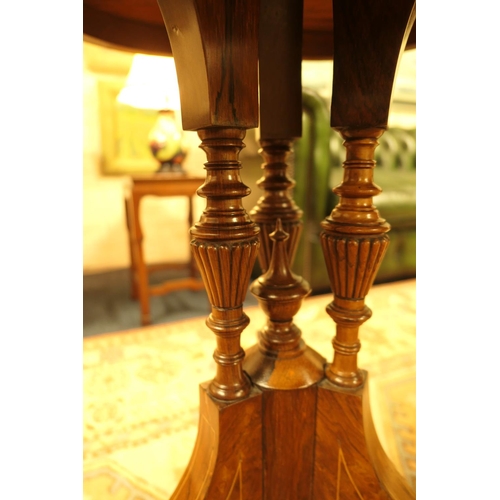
[[83, 45, 207, 274], [83, 42, 262, 274]]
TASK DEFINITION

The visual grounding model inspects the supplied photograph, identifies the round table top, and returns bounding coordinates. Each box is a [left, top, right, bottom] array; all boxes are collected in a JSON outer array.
[[83, 0, 415, 59]]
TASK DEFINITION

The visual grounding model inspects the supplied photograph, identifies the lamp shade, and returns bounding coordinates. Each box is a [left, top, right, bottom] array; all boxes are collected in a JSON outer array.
[[117, 54, 181, 111]]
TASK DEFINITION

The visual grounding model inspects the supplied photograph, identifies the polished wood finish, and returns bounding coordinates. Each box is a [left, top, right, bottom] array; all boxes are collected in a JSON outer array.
[[87, 0, 417, 497], [320, 128, 390, 387], [83, 0, 415, 59], [249, 140, 303, 272], [313, 376, 414, 499], [191, 128, 260, 402], [258, 0, 302, 139], [156, 0, 259, 131], [153, 0, 261, 402], [322, 0, 415, 387], [330, 0, 416, 129], [171, 383, 263, 499], [252, 0, 304, 270], [125, 174, 205, 326], [83, 4, 171, 57], [262, 387, 318, 498], [244, 220, 324, 389], [244, 224, 322, 493], [313, 2, 416, 498]]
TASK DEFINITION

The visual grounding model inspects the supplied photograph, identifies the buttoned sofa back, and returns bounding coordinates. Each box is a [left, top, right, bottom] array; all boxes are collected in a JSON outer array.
[[292, 88, 416, 293]]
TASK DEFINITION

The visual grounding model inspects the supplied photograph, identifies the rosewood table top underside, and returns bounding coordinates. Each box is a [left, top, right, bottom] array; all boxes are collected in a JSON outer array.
[[83, 0, 416, 59]]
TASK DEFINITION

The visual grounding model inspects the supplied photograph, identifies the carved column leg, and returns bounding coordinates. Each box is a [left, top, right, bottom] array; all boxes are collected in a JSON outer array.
[[320, 128, 390, 387], [314, 128, 414, 499], [171, 128, 264, 500], [244, 1, 336, 496], [124, 197, 139, 300], [128, 191, 152, 325], [191, 127, 260, 401], [312, 1, 416, 498], [155, 2, 265, 498], [253, 0, 303, 271], [250, 139, 303, 271]]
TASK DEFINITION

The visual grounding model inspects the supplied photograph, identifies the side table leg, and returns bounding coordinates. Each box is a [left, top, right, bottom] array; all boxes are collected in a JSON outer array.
[[124, 197, 139, 300], [129, 193, 151, 326], [156, 1, 262, 496]]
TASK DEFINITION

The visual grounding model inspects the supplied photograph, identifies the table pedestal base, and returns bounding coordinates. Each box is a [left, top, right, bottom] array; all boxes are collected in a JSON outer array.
[[171, 374, 414, 499]]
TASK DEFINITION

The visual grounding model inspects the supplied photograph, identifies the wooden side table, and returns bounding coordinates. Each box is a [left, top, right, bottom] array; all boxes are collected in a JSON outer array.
[[124, 173, 206, 325]]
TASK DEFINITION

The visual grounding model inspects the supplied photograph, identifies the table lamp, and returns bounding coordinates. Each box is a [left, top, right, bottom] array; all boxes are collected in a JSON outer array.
[[117, 54, 188, 174]]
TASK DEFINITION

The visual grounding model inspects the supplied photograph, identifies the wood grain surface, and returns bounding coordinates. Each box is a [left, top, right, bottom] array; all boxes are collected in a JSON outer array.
[[83, 1, 417, 497]]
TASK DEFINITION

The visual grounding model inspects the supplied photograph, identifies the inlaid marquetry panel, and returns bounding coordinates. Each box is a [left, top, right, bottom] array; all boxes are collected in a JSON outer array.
[[171, 384, 263, 500]]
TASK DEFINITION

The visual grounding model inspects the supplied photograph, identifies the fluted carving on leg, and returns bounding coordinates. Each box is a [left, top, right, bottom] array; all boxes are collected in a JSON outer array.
[[191, 127, 260, 401], [249, 139, 303, 271], [320, 128, 390, 388], [321, 236, 390, 300]]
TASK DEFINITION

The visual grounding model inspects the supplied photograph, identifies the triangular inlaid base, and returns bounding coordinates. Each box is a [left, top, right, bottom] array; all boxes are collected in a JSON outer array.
[[170, 374, 415, 499]]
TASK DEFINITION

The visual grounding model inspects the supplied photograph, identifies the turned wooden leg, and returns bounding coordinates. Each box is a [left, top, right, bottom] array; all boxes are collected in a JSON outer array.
[[249, 139, 303, 271], [246, 0, 311, 385], [321, 128, 390, 388], [127, 192, 151, 325], [171, 127, 263, 499], [191, 127, 260, 401], [156, 1, 265, 498], [299, 119, 418, 498], [314, 128, 415, 499], [242, 2, 332, 497], [252, 0, 303, 272], [124, 196, 139, 300], [312, 1, 416, 497], [156, 0, 260, 403]]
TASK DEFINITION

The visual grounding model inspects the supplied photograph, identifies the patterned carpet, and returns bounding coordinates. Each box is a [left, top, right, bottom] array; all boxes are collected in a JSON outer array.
[[83, 279, 416, 498]]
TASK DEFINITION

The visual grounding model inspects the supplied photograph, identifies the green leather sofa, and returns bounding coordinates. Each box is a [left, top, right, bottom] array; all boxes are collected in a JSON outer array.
[[292, 88, 416, 293]]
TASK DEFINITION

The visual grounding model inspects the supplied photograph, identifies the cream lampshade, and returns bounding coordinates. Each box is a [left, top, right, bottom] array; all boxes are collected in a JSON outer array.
[[117, 54, 188, 173]]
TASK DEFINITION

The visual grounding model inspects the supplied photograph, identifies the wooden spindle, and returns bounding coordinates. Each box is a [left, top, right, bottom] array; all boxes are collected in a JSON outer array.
[[244, 218, 324, 389], [250, 139, 303, 271], [191, 127, 260, 401], [320, 128, 390, 388]]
